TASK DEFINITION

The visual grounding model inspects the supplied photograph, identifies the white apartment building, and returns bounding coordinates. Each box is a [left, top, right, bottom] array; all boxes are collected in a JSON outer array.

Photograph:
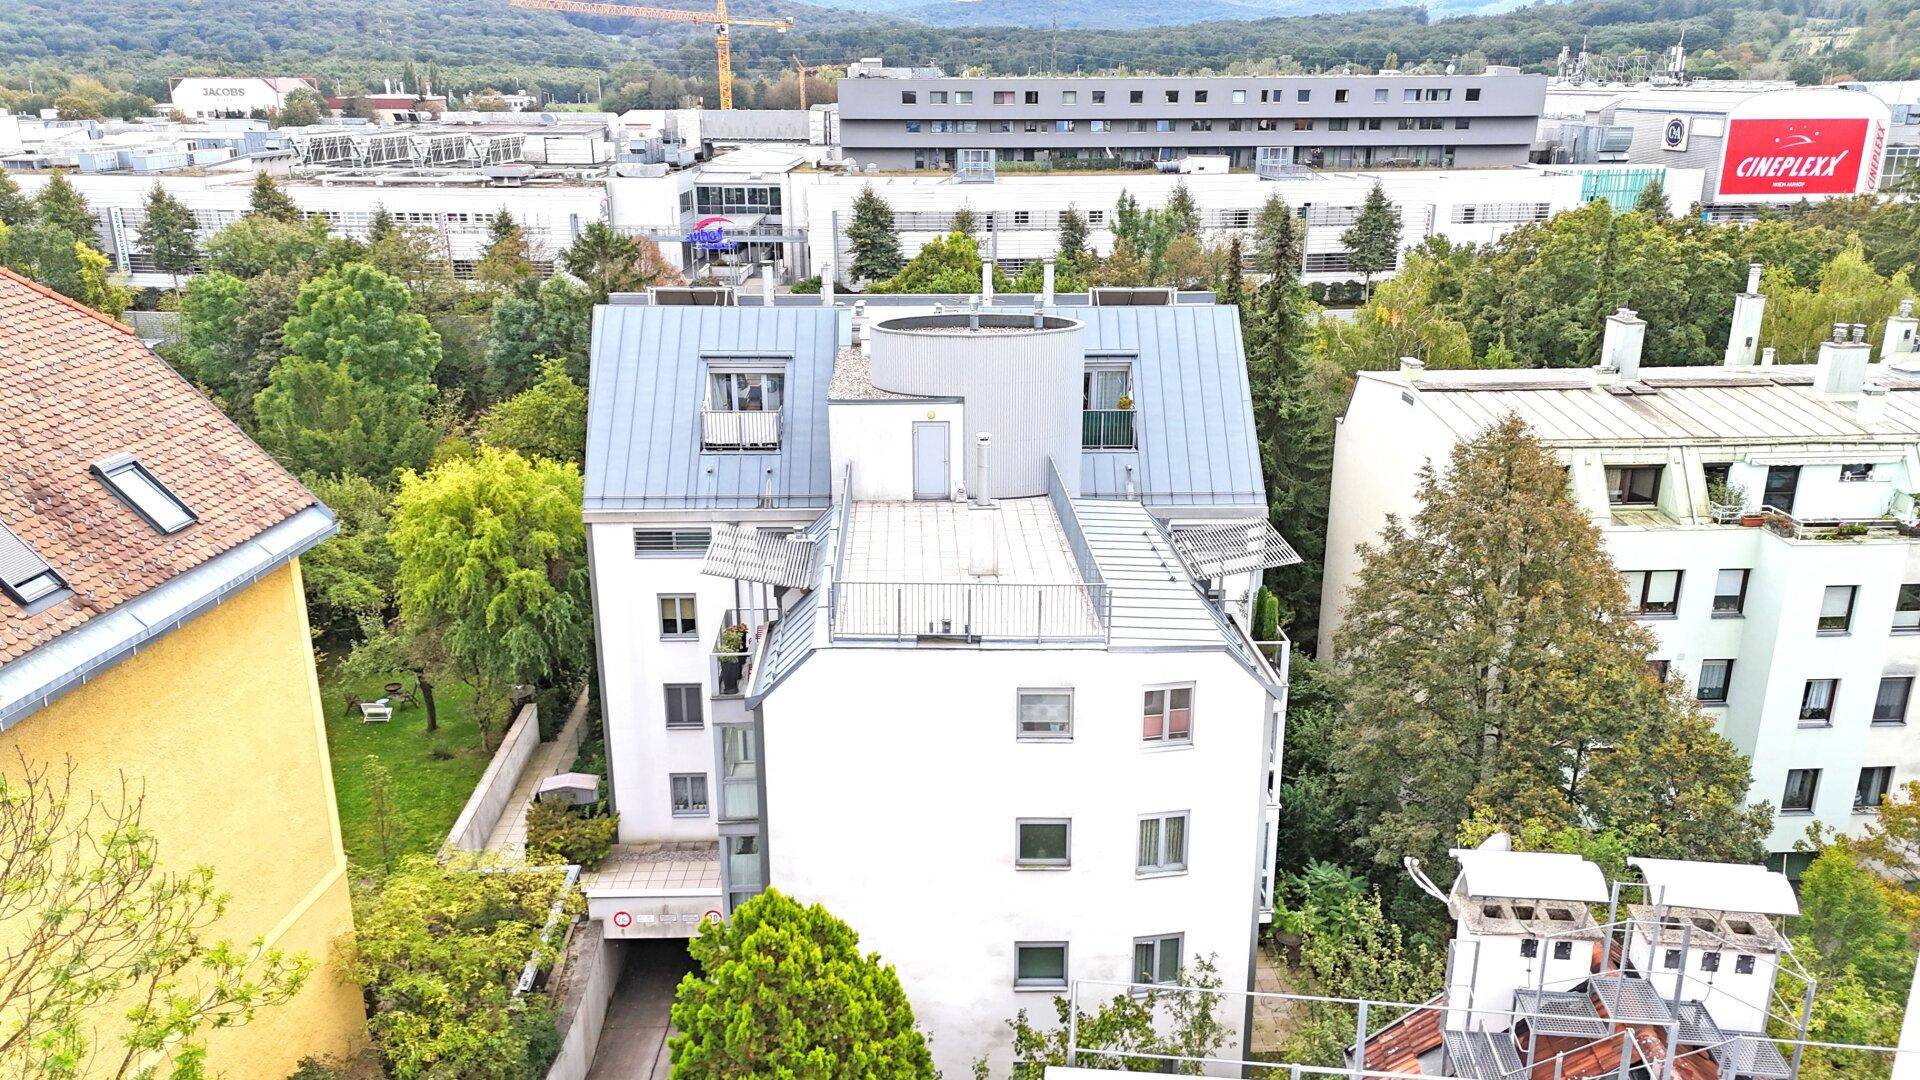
[[794, 162, 1705, 284], [12, 169, 602, 287], [581, 293, 1294, 1074], [1320, 285, 1920, 862]]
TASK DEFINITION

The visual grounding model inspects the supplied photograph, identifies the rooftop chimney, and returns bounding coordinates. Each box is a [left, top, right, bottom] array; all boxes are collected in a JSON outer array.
[[1884, 299, 1918, 363], [981, 259, 995, 304], [1815, 323, 1872, 396], [760, 259, 775, 305], [1761, 346, 1777, 367], [1860, 383, 1889, 423], [1399, 356, 1426, 381], [968, 434, 998, 578], [1724, 263, 1766, 367], [1599, 307, 1646, 382], [820, 261, 835, 307], [1041, 257, 1056, 307], [971, 433, 993, 508]]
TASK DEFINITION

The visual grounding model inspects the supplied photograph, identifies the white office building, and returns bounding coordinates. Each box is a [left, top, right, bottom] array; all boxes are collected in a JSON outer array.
[[580, 292, 1294, 1073], [1319, 284, 1920, 861]]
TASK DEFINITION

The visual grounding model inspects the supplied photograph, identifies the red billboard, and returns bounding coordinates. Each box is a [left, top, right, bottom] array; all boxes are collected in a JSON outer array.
[[1719, 116, 1871, 197]]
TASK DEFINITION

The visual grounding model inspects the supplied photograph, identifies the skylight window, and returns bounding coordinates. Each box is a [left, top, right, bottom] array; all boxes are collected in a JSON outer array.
[[0, 523, 66, 607], [93, 455, 196, 534]]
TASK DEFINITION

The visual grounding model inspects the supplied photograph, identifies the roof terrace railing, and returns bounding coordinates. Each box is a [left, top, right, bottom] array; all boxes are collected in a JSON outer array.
[[829, 580, 1109, 643]]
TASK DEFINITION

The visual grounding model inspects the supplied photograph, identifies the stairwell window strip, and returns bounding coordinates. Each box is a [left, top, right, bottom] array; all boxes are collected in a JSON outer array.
[[1137, 812, 1188, 876]]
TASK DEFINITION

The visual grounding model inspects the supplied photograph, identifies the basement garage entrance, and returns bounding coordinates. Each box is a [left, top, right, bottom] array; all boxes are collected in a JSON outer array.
[[585, 939, 693, 1079]]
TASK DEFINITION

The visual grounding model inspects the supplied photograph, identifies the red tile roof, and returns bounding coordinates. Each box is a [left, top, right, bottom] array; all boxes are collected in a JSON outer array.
[[0, 269, 317, 665]]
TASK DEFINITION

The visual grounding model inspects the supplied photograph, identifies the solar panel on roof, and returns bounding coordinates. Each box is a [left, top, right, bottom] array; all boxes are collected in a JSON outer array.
[[0, 523, 65, 607]]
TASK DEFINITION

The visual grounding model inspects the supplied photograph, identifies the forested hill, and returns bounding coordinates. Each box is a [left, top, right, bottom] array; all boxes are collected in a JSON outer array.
[[2, 0, 1916, 103]]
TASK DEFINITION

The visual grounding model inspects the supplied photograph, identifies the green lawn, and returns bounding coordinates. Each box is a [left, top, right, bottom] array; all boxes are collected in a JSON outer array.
[[322, 673, 493, 873]]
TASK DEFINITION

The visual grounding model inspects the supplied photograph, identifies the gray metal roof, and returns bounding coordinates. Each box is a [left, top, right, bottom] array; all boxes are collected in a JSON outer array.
[[747, 587, 821, 705], [585, 305, 843, 512], [1052, 305, 1267, 507], [1071, 498, 1227, 650], [1370, 366, 1920, 446]]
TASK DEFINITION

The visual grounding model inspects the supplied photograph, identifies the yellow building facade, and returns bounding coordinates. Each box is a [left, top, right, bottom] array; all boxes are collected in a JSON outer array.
[[2, 562, 364, 1076], [0, 270, 364, 1075]]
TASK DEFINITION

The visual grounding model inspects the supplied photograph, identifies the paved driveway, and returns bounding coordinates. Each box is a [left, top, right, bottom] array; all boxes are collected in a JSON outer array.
[[586, 940, 693, 1080]]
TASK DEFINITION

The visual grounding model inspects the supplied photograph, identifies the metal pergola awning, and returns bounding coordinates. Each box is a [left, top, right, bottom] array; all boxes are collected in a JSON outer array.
[[701, 523, 816, 589], [1169, 519, 1301, 579]]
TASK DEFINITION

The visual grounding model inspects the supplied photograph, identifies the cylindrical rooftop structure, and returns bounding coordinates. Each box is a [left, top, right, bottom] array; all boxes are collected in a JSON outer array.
[[868, 312, 1084, 498]]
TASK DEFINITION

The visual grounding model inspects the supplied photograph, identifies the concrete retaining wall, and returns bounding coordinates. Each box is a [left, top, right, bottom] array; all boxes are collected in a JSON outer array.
[[546, 923, 626, 1080], [443, 702, 539, 853]]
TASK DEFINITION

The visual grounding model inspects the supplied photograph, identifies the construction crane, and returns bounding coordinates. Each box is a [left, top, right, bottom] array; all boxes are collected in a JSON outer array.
[[506, 0, 794, 109], [791, 55, 839, 110]]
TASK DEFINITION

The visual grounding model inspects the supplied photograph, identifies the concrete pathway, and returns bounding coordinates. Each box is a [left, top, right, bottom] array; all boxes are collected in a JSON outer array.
[[484, 690, 591, 857], [1249, 942, 1303, 1056], [586, 941, 692, 1080]]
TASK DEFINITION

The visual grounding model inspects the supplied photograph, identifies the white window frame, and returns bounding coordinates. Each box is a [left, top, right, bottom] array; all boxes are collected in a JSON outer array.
[[1016, 688, 1074, 741], [664, 683, 705, 729], [1014, 941, 1069, 990], [670, 772, 709, 817], [659, 594, 698, 639], [93, 454, 196, 534], [1133, 932, 1183, 986], [1015, 818, 1071, 869], [1142, 683, 1195, 747], [1136, 811, 1189, 877]]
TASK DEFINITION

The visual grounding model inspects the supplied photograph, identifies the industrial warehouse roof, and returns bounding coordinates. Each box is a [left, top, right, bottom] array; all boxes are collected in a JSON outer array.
[[586, 302, 1268, 512], [1364, 364, 1920, 445], [0, 269, 333, 727], [585, 304, 843, 513]]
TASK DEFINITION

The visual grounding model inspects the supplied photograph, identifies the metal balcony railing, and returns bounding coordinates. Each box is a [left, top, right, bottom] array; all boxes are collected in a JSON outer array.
[[702, 409, 781, 451], [830, 581, 1109, 642], [1082, 409, 1136, 450]]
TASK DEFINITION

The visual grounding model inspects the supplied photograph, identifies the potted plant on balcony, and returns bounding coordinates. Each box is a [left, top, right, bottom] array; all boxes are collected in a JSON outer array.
[[716, 623, 750, 695], [1706, 478, 1749, 525]]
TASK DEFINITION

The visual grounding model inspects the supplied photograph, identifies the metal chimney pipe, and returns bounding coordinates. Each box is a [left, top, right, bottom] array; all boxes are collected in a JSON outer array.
[[821, 261, 835, 307], [1761, 346, 1776, 366], [760, 259, 775, 305], [1042, 258, 1056, 306], [1746, 262, 1763, 294], [972, 433, 992, 507], [981, 259, 995, 304]]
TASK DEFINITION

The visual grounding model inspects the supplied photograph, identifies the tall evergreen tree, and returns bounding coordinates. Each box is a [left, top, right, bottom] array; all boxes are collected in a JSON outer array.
[[1242, 195, 1328, 645], [1333, 417, 1771, 877], [1162, 181, 1200, 237], [1633, 177, 1669, 217], [368, 204, 398, 243], [35, 171, 96, 241], [669, 890, 937, 1077], [0, 172, 33, 227], [950, 203, 978, 243], [488, 209, 521, 245], [1341, 182, 1401, 300], [1057, 204, 1090, 269], [560, 221, 678, 303], [845, 184, 904, 285], [248, 173, 302, 223], [140, 183, 199, 287]]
